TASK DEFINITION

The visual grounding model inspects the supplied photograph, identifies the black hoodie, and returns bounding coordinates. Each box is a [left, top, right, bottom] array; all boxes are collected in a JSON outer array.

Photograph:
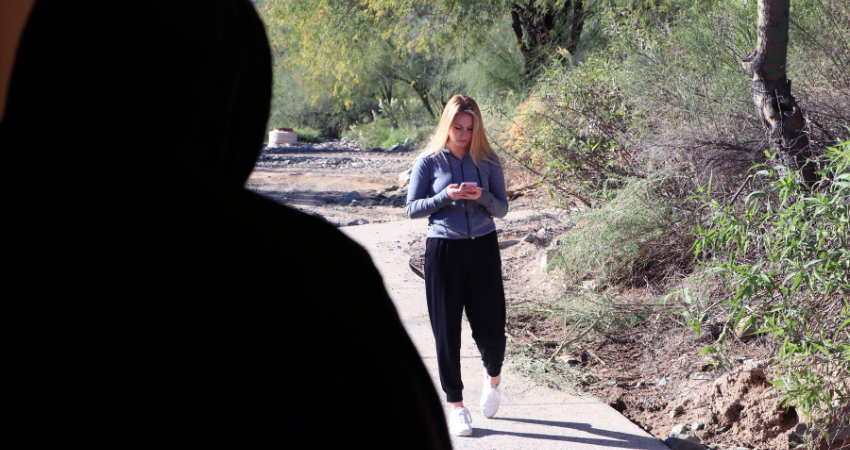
[[2, 1, 451, 448]]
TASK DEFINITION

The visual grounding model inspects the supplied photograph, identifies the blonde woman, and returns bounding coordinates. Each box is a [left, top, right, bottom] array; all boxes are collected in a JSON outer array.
[[406, 95, 509, 436]]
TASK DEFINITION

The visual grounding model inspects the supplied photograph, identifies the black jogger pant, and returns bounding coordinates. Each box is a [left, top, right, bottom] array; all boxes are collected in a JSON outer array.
[[424, 231, 506, 403]]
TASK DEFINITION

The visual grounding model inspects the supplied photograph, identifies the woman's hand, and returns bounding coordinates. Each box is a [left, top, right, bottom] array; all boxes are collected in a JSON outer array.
[[446, 184, 464, 201], [446, 184, 482, 201]]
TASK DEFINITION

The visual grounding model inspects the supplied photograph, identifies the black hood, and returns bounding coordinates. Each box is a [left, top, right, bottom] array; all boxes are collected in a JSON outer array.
[[0, 0, 272, 187]]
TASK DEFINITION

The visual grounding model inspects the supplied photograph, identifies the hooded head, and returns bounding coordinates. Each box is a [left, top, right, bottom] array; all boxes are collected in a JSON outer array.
[[1, 0, 272, 187]]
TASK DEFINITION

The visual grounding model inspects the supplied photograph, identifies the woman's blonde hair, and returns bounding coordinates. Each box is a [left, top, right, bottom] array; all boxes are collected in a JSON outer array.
[[418, 94, 496, 166]]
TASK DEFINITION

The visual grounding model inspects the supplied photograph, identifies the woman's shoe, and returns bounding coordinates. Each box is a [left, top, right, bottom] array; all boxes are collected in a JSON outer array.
[[448, 407, 473, 436], [480, 374, 501, 418]]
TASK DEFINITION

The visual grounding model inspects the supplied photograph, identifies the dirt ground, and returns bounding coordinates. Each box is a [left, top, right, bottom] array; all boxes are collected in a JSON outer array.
[[248, 141, 841, 450]]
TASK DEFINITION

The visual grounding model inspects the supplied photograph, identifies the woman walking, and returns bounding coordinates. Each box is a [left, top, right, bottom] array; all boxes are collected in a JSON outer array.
[[406, 95, 509, 436]]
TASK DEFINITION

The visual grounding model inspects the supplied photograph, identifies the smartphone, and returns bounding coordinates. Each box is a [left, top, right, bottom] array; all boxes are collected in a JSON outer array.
[[459, 182, 477, 189]]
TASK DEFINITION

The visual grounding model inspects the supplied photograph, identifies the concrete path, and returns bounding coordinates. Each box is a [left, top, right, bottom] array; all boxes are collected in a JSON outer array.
[[343, 214, 668, 450]]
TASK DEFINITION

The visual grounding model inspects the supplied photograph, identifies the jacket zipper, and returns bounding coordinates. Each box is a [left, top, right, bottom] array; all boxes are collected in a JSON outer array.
[[453, 153, 473, 239]]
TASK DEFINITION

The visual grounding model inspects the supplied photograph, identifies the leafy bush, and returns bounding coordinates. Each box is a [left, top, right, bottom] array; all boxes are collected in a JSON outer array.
[[694, 142, 850, 447], [343, 118, 434, 150], [551, 177, 673, 285], [294, 126, 322, 144]]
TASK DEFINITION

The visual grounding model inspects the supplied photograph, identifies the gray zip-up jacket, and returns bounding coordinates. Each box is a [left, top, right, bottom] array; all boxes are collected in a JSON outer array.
[[406, 147, 509, 239]]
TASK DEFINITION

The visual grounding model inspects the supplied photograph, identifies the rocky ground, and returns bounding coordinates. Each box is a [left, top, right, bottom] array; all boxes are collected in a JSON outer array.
[[248, 140, 847, 450]]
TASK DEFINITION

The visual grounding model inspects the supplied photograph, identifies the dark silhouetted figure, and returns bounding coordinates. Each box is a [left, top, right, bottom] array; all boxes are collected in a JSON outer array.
[[1, 1, 451, 448]]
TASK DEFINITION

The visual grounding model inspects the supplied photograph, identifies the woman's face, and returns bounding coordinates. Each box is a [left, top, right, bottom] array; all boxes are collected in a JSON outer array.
[[446, 112, 473, 152]]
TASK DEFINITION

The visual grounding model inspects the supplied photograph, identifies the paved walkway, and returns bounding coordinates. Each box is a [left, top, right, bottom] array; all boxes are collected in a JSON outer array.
[[343, 214, 668, 449]]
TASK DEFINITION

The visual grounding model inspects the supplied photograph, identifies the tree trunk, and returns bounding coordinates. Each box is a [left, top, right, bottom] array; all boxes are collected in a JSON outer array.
[[510, 0, 583, 77], [741, 0, 817, 184], [390, 75, 436, 119]]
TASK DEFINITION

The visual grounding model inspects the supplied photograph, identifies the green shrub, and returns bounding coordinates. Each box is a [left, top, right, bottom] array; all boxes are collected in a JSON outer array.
[[294, 126, 323, 144], [551, 177, 674, 285], [343, 118, 435, 150], [694, 142, 850, 447]]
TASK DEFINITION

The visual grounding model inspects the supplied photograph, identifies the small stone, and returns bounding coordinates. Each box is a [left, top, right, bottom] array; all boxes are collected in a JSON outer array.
[[398, 169, 413, 186], [580, 279, 598, 290], [669, 404, 684, 419], [565, 358, 580, 365], [522, 234, 536, 243], [495, 228, 504, 234], [389, 144, 399, 152], [692, 422, 705, 431], [346, 218, 369, 226], [541, 249, 558, 272], [349, 200, 361, 207], [644, 425, 652, 431], [383, 185, 398, 192], [671, 424, 689, 434], [371, 147, 384, 152], [374, 193, 387, 201], [498, 240, 520, 250], [689, 373, 713, 380], [658, 378, 668, 386], [664, 433, 704, 450]]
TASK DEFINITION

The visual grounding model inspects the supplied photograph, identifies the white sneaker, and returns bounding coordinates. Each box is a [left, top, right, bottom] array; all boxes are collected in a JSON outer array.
[[449, 407, 473, 436], [480, 374, 501, 418]]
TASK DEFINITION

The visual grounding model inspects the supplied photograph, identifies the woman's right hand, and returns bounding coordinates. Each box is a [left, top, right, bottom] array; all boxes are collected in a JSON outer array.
[[446, 184, 464, 201]]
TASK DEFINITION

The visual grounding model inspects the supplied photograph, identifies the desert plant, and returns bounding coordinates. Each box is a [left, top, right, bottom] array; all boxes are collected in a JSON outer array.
[[294, 126, 322, 144], [550, 177, 675, 286], [693, 141, 850, 448]]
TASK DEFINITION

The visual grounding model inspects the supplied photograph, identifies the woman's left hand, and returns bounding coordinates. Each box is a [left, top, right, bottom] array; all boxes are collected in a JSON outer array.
[[459, 186, 482, 200]]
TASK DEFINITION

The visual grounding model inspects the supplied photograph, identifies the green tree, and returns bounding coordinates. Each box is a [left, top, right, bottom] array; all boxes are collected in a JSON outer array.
[[257, 0, 586, 88]]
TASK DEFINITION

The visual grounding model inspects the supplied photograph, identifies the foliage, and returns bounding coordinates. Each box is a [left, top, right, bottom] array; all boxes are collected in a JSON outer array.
[[253, 0, 589, 136], [693, 142, 850, 446], [551, 178, 674, 285], [294, 126, 323, 144], [343, 118, 434, 150], [522, 57, 634, 201]]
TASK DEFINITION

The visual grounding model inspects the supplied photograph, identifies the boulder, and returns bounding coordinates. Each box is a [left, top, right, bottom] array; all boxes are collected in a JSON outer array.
[[340, 190, 364, 206]]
